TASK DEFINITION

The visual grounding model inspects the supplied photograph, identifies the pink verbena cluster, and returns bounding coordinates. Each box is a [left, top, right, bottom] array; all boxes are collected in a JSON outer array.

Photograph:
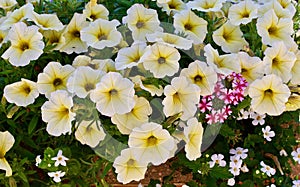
[[199, 72, 248, 124]]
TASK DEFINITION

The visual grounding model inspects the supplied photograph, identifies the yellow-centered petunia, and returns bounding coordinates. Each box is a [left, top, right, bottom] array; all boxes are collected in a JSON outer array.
[[173, 10, 207, 44], [122, 4, 163, 42], [113, 148, 148, 184], [0, 131, 15, 177], [248, 74, 290, 116], [4, 78, 39, 107], [256, 9, 293, 46], [59, 13, 89, 54], [128, 122, 176, 166], [1, 22, 44, 67], [212, 21, 248, 53]]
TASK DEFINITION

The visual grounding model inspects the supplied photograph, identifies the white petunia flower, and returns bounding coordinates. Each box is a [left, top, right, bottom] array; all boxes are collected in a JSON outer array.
[[260, 161, 276, 177], [141, 42, 180, 78], [41, 90, 76, 136], [67, 66, 105, 98], [4, 78, 39, 107], [262, 126, 275, 141], [113, 148, 148, 184], [90, 72, 135, 117], [162, 77, 201, 121], [51, 150, 69, 167], [122, 4, 163, 42], [81, 19, 122, 50], [183, 118, 204, 161], [75, 120, 106, 148], [37, 62, 75, 98], [1, 22, 44, 67], [128, 122, 175, 166]]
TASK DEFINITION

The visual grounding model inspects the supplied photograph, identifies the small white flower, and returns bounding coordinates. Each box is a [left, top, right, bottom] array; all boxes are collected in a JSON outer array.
[[182, 185, 189, 187], [48, 170, 65, 183], [138, 183, 143, 187], [241, 164, 249, 173], [230, 147, 248, 160], [51, 150, 69, 167], [209, 154, 226, 168], [237, 108, 250, 120], [230, 156, 243, 168], [260, 161, 276, 177], [227, 178, 235, 186], [267, 184, 276, 187], [279, 149, 288, 157], [262, 126, 275, 142], [292, 180, 300, 187], [291, 148, 300, 164], [35, 155, 42, 166], [229, 162, 241, 176], [251, 112, 266, 126]]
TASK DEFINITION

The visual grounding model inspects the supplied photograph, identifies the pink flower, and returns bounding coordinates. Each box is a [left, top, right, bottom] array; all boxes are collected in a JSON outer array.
[[206, 110, 219, 124], [198, 98, 212, 112]]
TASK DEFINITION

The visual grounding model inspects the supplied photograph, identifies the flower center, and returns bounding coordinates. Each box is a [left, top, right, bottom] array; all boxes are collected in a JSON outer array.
[[268, 26, 277, 36], [23, 86, 31, 95], [20, 41, 29, 51], [53, 78, 63, 87], [90, 14, 96, 20], [127, 159, 135, 166], [194, 75, 203, 82], [184, 23, 193, 31], [109, 89, 118, 96], [241, 11, 250, 18], [72, 30, 81, 38], [136, 21, 144, 29], [84, 83, 95, 92], [98, 33, 107, 41], [158, 57, 166, 64], [147, 135, 158, 146], [264, 89, 273, 97]]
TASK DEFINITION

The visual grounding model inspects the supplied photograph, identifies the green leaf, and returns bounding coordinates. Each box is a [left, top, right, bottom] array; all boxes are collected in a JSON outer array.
[[17, 172, 28, 184], [210, 167, 232, 179], [28, 115, 39, 135]]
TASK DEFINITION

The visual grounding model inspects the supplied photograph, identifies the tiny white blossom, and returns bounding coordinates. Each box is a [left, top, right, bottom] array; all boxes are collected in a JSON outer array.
[[229, 162, 241, 176], [209, 154, 226, 168], [241, 164, 249, 173], [48, 171, 65, 183], [237, 109, 250, 120], [230, 147, 248, 160], [292, 180, 300, 187], [291, 148, 300, 164], [51, 150, 69, 167], [227, 178, 235, 186], [251, 112, 266, 126], [267, 184, 276, 187], [279, 149, 288, 157], [260, 161, 276, 177], [262, 126, 275, 142], [230, 155, 243, 168], [35, 155, 42, 166]]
